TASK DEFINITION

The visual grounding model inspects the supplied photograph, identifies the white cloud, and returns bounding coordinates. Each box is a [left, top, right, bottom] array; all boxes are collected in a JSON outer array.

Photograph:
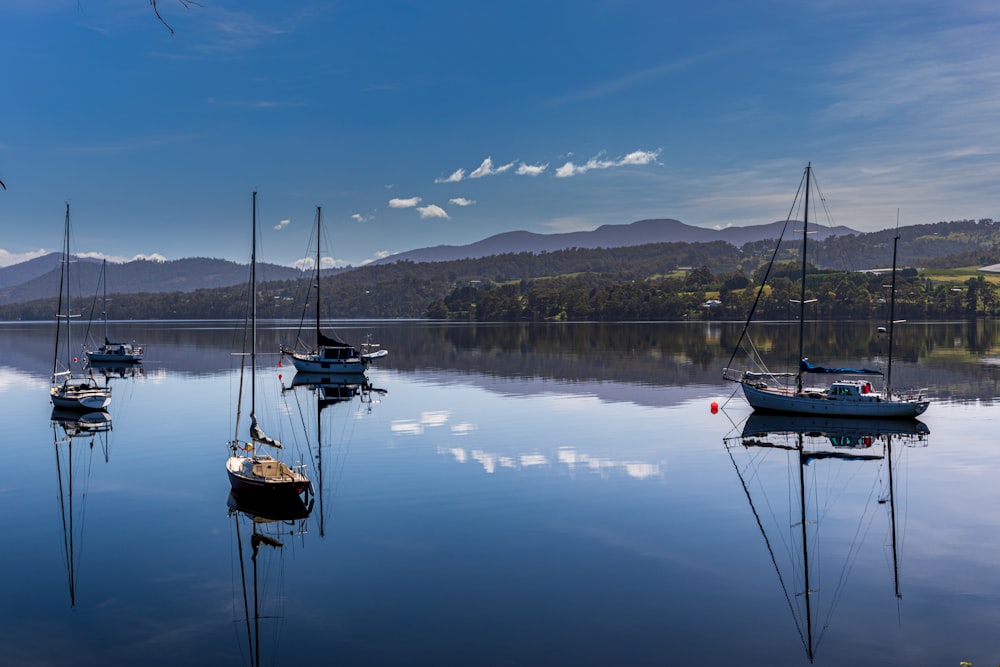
[[65, 251, 170, 264], [449, 197, 476, 206], [0, 247, 48, 267], [517, 162, 548, 176], [389, 196, 422, 208], [359, 250, 393, 266], [274, 218, 290, 230], [351, 213, 373, 222], [435, 168, 465, 183], [417, 204, 450, 219], [619, 149, 661, 166], [555, 148, 661, 177], [469, 156, 515, 179], [291, 255, 344, 271], [131, 253, 168, 263]]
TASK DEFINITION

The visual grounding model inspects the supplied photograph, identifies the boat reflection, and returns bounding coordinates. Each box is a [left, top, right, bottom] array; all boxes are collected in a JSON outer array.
[[228, 488, 312, 666], [50, 408, 113, 607], [280, 372, 385, 537], [725, 413, 929, 661], [86, 359, 144, 382]]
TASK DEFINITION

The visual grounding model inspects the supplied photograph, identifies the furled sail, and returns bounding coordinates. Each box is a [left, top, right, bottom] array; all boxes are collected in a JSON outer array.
[[318, 331, 350, 347], [249, 413, 283, 449], [800, 358, 883, 375]]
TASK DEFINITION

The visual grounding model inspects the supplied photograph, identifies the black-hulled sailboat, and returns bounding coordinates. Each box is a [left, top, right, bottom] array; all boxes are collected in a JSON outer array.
[[226, 192, 312, 499]]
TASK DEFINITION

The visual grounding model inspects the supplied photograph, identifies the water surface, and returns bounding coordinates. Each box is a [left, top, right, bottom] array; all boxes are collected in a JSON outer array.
[[1, 320, 998, 666]]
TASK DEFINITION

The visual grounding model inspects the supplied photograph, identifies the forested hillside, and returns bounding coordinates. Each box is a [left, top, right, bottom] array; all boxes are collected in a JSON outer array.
[[1, 218, 997, 322]]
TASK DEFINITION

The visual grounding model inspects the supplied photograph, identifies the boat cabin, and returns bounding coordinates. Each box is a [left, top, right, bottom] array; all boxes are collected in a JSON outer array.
[[824, 380, 879, 401], [252, 456, 292, 479], [321, 345, 359, 361]]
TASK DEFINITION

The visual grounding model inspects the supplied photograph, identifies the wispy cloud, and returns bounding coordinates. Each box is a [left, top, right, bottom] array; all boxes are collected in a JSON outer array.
[[389, 196, 422, 208], [351, 213, 372, 222], [469, 157, 515, 179], [0, 247, 48, 268], [359, 250, 393, 266], [435, 168, 465, 183], [74, 251, 169, 264], [436, 152, 652, 184], [206, 97, 306, 110], [547, 54, 714, 105], [555, 149, 661, 178], [449, 197, 475, 206], [186, 8, 295, 55], [274, 218, 290, 230], [66, 134, 195, 154], [417, 204, 449, 219], [542, 216, 593, 233], [517, 162, 548, 176]]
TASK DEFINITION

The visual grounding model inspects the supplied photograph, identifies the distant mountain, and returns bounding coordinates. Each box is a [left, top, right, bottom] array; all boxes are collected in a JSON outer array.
[[0, 253, 93, 288], [374, 218, 859, 264], [0, 255, 309, 306]]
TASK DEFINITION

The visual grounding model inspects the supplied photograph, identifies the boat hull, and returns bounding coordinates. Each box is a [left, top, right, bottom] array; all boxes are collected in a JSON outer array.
[[226, 455, 312, 496], [50, 381, 112, 411], [286, 352, 367, 374], [742, 382, 929, 418]]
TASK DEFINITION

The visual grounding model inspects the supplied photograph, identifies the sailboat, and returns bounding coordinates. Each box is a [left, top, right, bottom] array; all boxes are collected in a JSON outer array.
[[84, 259, 144, 364], [50, 407, 113, 607], [228, 488, 311, 667], [723, 163, 928, 418], [725, 414, 929, 660], [227, 192, 313, 498], [50, 203, 112, 412], [280, 206, 387, 374]]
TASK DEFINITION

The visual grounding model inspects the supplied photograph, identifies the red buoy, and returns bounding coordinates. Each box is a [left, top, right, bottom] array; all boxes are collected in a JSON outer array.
[[710, 401, 719, 414]]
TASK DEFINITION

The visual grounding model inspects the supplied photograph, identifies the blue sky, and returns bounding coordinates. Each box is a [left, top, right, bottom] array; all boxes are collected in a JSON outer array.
[[0, 0, 997, 268]]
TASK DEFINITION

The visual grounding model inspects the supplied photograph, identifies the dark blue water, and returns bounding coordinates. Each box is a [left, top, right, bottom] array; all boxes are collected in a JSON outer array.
[[1, 320, 998, 666]]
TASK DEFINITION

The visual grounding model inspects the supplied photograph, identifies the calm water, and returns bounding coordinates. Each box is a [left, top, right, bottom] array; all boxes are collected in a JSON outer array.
[[1, 320, 999, 666]]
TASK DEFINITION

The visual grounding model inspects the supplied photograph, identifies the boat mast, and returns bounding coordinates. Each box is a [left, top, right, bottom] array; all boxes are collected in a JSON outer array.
[[64, 203, 75, 375], [886, 227, 900, 398], [53, 205, 69, 378], [315, 206, 322, 348], [796, 163, 811, 394], [251, 191, 258, 419], [101, 259, 108, 344]]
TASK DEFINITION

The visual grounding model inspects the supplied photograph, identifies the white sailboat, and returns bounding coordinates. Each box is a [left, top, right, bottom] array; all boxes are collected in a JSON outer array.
[[84, 259, 144, 364], [226, 192, 313, 498], [723, 164, 928, 418], [280, 206, 387, 374], [50, 203, 112, 412]]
